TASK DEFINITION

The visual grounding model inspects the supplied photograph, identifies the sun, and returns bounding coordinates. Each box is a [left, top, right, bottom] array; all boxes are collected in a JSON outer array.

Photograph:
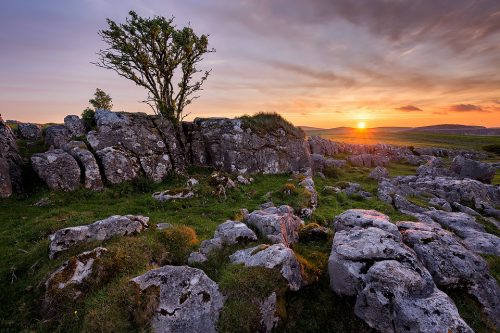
[[357, 121, 366, 129]]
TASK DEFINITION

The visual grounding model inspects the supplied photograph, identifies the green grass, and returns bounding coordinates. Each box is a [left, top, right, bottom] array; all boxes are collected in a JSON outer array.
[[239, 112, 305, 139]]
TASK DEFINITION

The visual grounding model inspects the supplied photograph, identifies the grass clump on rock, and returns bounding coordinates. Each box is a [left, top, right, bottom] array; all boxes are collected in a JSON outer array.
[[239, 112, 305, 139]]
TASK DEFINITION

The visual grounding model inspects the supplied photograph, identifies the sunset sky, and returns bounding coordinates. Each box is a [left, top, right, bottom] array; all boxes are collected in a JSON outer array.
[[1, 0, 500, 128]]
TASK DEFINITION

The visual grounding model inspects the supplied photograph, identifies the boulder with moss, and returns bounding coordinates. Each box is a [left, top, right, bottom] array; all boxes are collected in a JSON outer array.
[[131, 265, 224, 333], [44, 247, 107, 310], [230, 243, 305, 291], [48, 215, 149, 258]]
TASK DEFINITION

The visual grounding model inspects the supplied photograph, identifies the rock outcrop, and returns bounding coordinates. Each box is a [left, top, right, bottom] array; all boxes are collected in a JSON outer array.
[[131, 265, 224, 333], [44, 125, 71, 149], [298, 176, 318, 218], [230, 243, 304, 291], [244, 205, 304, 246], [64, 115, 86, 137], [191, 117, 311, 174], [31, 149, 81, 192], [329, 209, 473, 333], [0, 123, 23, 197], [450, 155, 496, 183], [398, 221, 500, 328], [48, 215, 149, 258]]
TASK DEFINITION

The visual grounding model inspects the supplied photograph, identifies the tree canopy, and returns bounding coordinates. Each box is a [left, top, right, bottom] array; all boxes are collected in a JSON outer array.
[[94, 11, 214, 124], [89, 88, 113, 110]]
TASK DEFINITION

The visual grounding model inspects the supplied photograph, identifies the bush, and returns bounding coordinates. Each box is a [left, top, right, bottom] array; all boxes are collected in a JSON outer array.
[[239, 112, 305, 139], [323, 165, 340, 178], [81, 107, 96, 129], [157, 225, 198, 264], [483, 144, 500, 156]]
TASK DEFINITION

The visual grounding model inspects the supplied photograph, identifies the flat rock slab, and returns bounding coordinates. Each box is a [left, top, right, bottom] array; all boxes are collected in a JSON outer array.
[[230, 243, 304, 291], [244, 205, 304, 246], [131, 265, 224, 333], [152, 188, 194, 202], [48, 215, 149, 258], [333, 209, 400, 240]]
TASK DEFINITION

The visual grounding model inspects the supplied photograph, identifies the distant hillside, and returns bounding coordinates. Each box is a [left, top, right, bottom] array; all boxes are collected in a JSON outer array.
[[407, 124, 500, 136], [301, 124, 500, 136]]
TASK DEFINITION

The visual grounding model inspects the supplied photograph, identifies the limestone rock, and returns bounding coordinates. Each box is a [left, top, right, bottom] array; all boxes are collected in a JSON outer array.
[[48, 215, 149, 258], [398, 221, 500, 328], [333, 209, 401, 240], [18, 123, 41, 140], [298, 176, 318, 218], [152, 188, 194, 202], [64, 115, 86, 137], [230, 243, 304, 291], [0, 123, 23, 197], [63, 141, 103, 191], [45, 247, 107, 302], [368, 166, 389, 181], [450, 155, 495, 183], [348, 154, 389, 167], [96, 147, 141, 184], [244, 205, 304, 246], [131, 265, 224, 333], [192, 117, 311, 174], [31, 149, 81, 191], [258, 292, 279, 333], [44, 125, 71, 148]]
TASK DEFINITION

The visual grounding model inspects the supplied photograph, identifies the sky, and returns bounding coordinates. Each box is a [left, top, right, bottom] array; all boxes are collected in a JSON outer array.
[[1, 0, 500, 128]]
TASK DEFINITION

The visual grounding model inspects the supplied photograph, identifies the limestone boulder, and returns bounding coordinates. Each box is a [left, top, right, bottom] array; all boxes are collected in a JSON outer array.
[[131, 265, 224, 333], [96, 147, 141, 184], [64, 115, 86, 137], [348, 154, 389, 168], [44, 125, 71, 148], [0, 123, 23, 197], [230, 243, 305, 291], [244, 205, 304, 246], [63, 141, 103, 191], [31, 149, 81, 191], [450, 155, 496, 183], [333, 209, 400, 239], [368, 166, 389, 181], [48, 215, 149, 258]]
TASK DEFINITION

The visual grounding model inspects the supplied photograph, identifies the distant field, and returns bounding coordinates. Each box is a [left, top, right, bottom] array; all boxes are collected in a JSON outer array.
[[305, 129, 500, 151]]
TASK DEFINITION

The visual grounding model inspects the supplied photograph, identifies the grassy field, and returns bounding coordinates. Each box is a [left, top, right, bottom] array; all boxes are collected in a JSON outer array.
[[0, 161, 495, 332], [305, 129, 500, 152]]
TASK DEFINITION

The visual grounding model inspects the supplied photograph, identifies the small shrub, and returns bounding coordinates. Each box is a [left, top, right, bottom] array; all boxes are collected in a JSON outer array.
[[239, 112, 305, 139], [323, 165, 340, 178], [81, 107, 96, 129], [282, 183, 297, 195], [156, 225, 198, 264]]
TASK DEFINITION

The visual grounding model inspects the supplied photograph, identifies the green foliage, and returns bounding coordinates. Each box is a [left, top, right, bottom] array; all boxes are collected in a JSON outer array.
[[81, 107, 96, 129], [95, 10, 214, 123], [239, 112, 305, 139], [482, 144, 500, 156], [89, 88, 113, 111], [446, 288, 496, 333]]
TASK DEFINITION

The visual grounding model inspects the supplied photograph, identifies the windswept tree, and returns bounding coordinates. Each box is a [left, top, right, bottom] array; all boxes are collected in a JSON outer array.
[[94, 11, 214, 124]]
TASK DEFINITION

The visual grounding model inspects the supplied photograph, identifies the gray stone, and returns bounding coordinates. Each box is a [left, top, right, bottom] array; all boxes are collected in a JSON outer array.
[[244, 205, 304, 246], [311, 153, 325, 173], [348, 154, 389, 167], [48, 215, 149, 258], [63, 141, 103, 191], [368, 166, 389, 181], [44, 125, 71, 148], [152, 188, 194, 202], [298, 176, 318, 218], [31, 149, 81, 191], [236, 174, 253, 185], [258, 292, 279, 333], [64, 115, 86, 137], [230, 243, 305, 291], [450, 155, 496, 183], [131, 265, 224, 333], [399, 222, 500, 328], [0, 124, 23, 197], [96, 147, 141, 184], [18, 123, 41, 140], [429, 198, 452, 212], [333, 209, 401, 240]]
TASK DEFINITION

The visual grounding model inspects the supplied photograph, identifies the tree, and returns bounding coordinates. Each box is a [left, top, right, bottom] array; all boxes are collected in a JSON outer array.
[[82, 88, 113, 129], [94, 11, 214, 124], [89, 88, 113, 110]]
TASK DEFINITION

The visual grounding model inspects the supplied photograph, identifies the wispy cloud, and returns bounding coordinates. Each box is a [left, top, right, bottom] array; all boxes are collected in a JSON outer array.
[[396, 105, 422, 112], [449, 104, 487, 112]]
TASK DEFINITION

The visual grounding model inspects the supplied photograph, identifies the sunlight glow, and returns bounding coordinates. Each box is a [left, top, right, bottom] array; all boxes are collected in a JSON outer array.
[[357, 121, 366, 129]]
